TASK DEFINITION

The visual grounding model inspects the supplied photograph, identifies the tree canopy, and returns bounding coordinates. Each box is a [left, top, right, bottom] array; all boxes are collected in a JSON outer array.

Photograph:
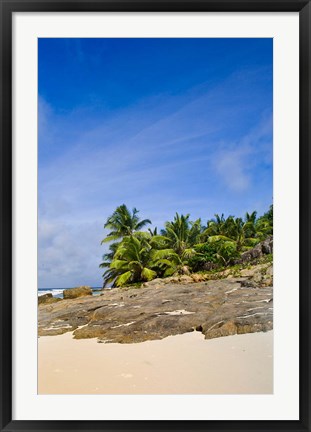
[[100, 205, 273, 287]]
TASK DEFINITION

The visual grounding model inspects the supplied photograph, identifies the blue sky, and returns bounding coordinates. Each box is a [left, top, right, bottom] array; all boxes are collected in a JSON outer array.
[[38, 38, 273, 288]]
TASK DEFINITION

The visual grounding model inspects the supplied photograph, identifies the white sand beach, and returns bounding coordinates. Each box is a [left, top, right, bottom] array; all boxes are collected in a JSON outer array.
[[38, 330, 273, 395]]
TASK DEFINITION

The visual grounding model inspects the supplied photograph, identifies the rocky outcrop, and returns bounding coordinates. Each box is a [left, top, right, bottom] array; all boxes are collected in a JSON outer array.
[[63, 286, 92, 299], [38, 263, 273, 343], [142, 262, 272, 288], [236, 236, 273, 264], [38, 293, 61, 305]]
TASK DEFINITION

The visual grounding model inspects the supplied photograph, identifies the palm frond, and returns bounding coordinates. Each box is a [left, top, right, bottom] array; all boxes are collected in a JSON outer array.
[[115, 271, 133, 287], [110, 259, 128, 270], [208, 235, 233, 243], [141, 267, 157, 281]]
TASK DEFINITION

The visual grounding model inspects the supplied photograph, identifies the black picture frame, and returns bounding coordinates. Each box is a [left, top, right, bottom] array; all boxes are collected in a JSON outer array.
[[1, 0, 310, 431]]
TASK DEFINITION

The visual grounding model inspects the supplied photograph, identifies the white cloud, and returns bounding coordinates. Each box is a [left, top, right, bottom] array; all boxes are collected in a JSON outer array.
[[214, 114, 272, 192], [216, 149, 251, 192], [38, 220, 106, 288]]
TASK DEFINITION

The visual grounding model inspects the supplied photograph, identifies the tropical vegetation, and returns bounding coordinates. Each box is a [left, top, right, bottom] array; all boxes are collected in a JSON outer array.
[[100, 204, 273, 287]]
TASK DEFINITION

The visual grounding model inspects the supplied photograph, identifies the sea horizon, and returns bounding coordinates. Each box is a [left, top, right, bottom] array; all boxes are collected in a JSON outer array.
[[38, 286, 106, 298]]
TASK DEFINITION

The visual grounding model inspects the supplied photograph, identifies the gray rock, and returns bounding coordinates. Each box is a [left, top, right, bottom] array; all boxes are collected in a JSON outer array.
[[237, 236, 273, 264], [38, 264, 273, 343], [38, 293, 61, 305], [63, 286, 92, 299]]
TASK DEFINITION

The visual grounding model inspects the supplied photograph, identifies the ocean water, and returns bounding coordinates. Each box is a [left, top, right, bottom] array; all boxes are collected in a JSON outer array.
[[38, 287, 104, 299]]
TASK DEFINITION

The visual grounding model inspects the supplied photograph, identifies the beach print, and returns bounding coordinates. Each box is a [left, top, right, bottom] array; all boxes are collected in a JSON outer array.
[[38, 38, 273, 394]]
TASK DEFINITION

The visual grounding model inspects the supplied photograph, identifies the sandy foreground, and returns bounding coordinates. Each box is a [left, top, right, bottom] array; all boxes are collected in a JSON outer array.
[[38, 330, 273, 395]]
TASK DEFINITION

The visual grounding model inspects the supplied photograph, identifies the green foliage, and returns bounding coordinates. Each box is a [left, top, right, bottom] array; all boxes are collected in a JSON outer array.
[[189, 237, 239, 271], [160, 213, 202, 256], [201, 208, 272, 253], [100, 205, 152, 287], [209, 237, 239, 266], [101, 204, 151, 244], [107, 234, 158, 287], [100, 204, 273, 287], [151, 247, 193, 277], [255, 205, 273, 240], [189, 242, 219, 272]]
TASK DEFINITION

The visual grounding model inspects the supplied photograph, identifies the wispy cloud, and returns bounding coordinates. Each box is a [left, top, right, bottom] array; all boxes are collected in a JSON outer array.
[[38, 220, 104, 288], [215, 114, 272, 192]]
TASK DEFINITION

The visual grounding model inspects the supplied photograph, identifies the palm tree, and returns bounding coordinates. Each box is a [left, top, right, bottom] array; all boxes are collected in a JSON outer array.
[[100, 205, 273, 286], [255, 205, 273, 240], [228, 217, 250, 250], [99, 242, 120, 287], [206, 235, 238, 266], [100, 205, 152, 286], [202, 212, 261, 251], [263, 205, 273, 223], [143, 213, 201, 275], [101, 204, 151, 244], [151, 247, 194, 277], [160, 213, 202, 256], [245, 211, 257, 224], [243, 211, 257, 238], [108, 234, 157, 287], [201, 213, 232, 241], [148, 227, 158, 237]]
